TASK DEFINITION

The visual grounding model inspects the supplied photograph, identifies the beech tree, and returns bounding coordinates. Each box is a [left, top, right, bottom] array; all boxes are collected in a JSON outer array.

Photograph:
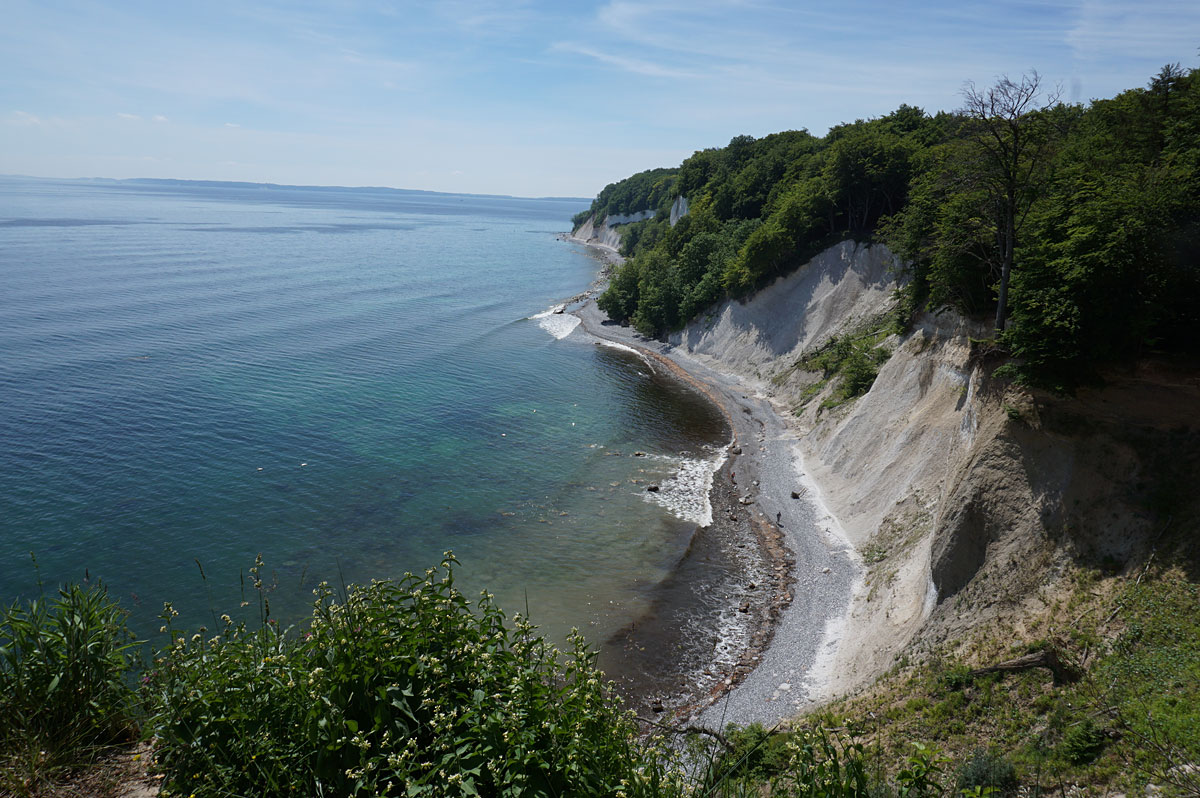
[[596, 65, 1198, 382], [959, 71, 1061, 331]]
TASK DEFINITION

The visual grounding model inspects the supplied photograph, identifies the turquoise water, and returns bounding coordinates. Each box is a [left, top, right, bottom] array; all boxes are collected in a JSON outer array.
[[0, 177, 728, 646]]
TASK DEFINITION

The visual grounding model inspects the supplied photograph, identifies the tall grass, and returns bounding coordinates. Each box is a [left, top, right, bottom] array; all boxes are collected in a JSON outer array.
[[0, 579, 141, 793]]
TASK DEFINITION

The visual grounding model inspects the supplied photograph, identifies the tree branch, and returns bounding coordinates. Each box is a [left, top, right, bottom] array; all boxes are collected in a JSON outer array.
[[636, 717, 738, 752]]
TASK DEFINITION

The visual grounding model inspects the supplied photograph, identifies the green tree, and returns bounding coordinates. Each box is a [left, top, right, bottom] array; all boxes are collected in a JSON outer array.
[[958, 72, 1062, 332], [820, 123, 912, 234]]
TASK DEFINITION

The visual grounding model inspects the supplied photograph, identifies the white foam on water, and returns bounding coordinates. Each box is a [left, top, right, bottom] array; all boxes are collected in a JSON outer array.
[[594, 337, 654, 367], [641, 449, 726, 527], [676, 524, 769, 699], [530, 305, 581, 339]]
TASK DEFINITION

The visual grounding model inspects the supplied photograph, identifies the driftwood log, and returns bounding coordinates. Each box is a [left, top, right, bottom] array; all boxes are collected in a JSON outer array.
[[969, 647, 1082, 684]]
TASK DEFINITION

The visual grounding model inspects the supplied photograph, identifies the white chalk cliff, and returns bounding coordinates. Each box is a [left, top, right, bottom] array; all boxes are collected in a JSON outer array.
[[664, 239, 1182, 699]]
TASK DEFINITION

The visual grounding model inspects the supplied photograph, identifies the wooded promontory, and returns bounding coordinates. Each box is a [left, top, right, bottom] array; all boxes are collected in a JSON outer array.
[[580, 65, 1200, 390]]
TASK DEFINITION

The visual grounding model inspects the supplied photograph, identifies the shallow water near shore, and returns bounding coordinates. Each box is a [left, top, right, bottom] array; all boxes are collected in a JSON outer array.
[[0, 176, 728, 652]]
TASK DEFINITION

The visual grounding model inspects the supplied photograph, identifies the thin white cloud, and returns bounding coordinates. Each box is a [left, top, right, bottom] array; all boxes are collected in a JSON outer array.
[[3, 0, 1198, 196], [551, 41, 702, 80], [1067, 0, 1200, 61], [10, 110, 42, 125], [432, 0, 537, 34], [339, 49, 419, 89], [592, 0, 782, 62], [117, 112, 141, 120]]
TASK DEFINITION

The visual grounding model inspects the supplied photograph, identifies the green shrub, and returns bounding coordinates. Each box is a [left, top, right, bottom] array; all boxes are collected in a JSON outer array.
[[800, 323, 893, 406], [955, 748, 1017, 796], [0, 581, 141, 785], [1059, 718, 1105, 765], [938, 664, 973, 692], [711, 723, 789, 782], [147, 554, 675, 797]]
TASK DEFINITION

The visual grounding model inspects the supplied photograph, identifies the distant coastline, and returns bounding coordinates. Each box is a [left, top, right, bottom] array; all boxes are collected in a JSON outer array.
[[0, 173, 590, 204]]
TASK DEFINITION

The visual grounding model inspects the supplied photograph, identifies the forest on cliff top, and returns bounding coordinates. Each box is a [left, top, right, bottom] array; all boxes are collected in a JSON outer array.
[[584, 65, 1200, 390]]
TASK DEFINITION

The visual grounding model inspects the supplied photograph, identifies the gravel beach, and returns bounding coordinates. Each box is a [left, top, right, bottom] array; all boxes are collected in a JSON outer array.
[[562, 248, 861, 729]]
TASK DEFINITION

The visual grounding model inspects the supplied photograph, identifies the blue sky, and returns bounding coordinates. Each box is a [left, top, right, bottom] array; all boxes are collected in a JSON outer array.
[[3, 1, 1198, 198]]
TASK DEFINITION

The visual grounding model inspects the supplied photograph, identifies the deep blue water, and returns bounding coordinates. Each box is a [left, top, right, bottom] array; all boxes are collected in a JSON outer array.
[[0, 177, 726, 645]]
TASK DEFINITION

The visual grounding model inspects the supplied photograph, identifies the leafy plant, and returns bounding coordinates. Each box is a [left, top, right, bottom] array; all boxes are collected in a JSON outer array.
[[0, 579, 141, 791], [147, 554, 676, 797], [801, 323, 893, 406], [938, 664, 974, 692], [895, 742, 948, 798], [699, 725, 870, 798], [1059, 719, 1105, 765], [955, 748, 1017, 797]]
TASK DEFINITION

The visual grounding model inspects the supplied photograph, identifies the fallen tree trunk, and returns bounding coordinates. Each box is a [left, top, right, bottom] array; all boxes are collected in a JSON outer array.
[[969, 648, 1082, 684]]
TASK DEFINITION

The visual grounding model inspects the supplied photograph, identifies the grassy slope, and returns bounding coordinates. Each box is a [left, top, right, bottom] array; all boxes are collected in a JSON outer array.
[[786, 528, 1200, 795]]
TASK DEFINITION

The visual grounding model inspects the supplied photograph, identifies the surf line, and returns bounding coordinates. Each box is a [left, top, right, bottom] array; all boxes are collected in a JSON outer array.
[[571, 313, 800, 716]]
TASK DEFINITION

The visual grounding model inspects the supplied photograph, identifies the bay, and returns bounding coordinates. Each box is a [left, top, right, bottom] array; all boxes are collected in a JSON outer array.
[[0, 176, 728, 649]]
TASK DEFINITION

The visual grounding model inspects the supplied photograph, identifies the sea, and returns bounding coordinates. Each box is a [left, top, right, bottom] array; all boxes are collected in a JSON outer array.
[[0, 176, 730, 655]]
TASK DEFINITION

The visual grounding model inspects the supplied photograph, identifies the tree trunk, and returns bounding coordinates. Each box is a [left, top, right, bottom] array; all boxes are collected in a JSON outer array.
[[994, 193, 1017, 332], [969, 647, 1082, 684], [994, 260, 1012, 332]]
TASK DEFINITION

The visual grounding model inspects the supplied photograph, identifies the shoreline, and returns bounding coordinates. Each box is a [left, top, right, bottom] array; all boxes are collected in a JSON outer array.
[[561, 232, 859, 728]]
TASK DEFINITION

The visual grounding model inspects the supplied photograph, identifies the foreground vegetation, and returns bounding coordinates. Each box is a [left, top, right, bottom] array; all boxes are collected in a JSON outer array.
[[3, 544, 1198, 796], [0, 578, 141, 794], [586, 64, 1200, 390]]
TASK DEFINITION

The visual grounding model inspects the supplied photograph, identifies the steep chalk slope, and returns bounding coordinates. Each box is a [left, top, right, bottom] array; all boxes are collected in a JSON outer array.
[[668, 240, 899, 390], [671, 239, 1194, 703], [797, 313, 996, 693], [571, 210, 656, 253], [664, 242, 987, 696], [570, 215, 625, 252], [805, 322, 1197, 696]]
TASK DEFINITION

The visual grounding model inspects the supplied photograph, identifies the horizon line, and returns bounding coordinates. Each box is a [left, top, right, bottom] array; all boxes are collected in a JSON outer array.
[[0, 173, 593, 204]]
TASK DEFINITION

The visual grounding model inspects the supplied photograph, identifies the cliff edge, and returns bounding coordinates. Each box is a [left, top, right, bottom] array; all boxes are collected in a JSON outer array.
[[668, 239, 1198, 704]]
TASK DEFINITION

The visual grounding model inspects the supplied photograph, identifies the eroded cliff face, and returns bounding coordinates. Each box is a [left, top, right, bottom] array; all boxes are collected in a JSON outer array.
[[669, 195, 689, 226], [668, 240, 900, 392], [572, 208, 658, 253], [571, 214, 626, 252], [669, 239, 1194, 699], [571, 197, 690, 253]]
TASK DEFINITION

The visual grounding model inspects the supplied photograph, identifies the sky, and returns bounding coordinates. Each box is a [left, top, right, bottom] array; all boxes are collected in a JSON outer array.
[[3, 1, 1198, 198]]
